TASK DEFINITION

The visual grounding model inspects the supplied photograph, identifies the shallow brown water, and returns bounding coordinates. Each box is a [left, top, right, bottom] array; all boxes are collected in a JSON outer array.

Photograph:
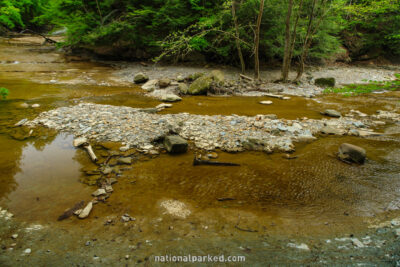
[[0, 35, 400, 240]]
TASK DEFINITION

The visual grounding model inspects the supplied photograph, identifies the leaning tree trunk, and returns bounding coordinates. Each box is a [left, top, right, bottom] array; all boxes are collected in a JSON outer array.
[[232, 1, 246, 74], [254, 0, 265, 80], [281, 0, 294, 82]]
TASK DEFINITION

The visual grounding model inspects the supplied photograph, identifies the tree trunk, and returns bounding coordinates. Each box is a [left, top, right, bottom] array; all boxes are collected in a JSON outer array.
[[296, 0, 317, 81], [287, 0, 304, 77], [281, 0, 294, 82], [232, 1, 245, 74], [254, 0, 265, 80]]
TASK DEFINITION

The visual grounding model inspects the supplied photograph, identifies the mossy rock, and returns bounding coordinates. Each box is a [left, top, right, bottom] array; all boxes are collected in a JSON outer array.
[[211, 69, 225, 84], [187, 72, 205, 81], [188, 75, 214, 95], [315, 77, 336, 88]]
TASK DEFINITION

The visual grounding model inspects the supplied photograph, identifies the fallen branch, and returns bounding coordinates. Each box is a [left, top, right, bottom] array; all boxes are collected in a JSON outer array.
[[57, 201, 85, 221], [240, 74, 253, 81], [193, 158, 240, 166], [234, 215, 259, 233], [20, 29, 58, 44]]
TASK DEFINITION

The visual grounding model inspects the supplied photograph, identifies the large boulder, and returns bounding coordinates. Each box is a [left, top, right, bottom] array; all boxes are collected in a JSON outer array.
[[164, 135, 188, 154], [315, 77, 335, 88], [158, 78, 171, 88], [338, 143, 366, 164], [134, 72, 149, 84], [178, 83, 189, 94], [188, 75, 214, 95], [321, 109, 341, 118]]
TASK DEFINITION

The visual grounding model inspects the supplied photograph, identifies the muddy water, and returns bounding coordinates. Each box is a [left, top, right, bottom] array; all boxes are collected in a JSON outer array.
[[1, 36, 400, 260]]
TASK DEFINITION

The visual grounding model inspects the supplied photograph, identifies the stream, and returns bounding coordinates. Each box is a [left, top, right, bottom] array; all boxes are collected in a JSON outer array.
[[0, 36, 400, 266]]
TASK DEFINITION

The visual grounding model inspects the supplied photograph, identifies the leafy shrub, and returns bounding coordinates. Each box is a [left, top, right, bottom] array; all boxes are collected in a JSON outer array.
[[0, 87, 9, 100]]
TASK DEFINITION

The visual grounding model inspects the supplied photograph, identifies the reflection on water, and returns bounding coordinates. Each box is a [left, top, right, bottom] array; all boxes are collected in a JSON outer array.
[[0, 134, 92, 221], [0, 35, 399, 238]]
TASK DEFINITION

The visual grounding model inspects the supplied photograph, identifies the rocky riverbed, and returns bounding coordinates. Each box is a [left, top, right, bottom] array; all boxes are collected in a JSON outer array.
[[25, 103, 399, 153]]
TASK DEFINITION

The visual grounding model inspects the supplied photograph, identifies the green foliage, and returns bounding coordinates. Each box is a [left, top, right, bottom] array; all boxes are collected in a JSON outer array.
[[339, 0, 400, 57], [0, 87, 9, 100], [0, 0, 48, 30], [324, 74, 400, 96]]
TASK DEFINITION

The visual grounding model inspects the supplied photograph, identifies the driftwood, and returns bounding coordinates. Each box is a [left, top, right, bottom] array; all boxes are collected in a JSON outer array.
[[84, 144, 98, 162], [239, 74, 253, 81], [73, 137, 98, 162], [20, 29, 58, 44], [193, 158, 240, 166], [57, 201, 85, 221]]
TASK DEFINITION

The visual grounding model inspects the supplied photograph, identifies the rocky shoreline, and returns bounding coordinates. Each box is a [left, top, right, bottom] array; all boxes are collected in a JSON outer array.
[[25, 103, 399, 154]]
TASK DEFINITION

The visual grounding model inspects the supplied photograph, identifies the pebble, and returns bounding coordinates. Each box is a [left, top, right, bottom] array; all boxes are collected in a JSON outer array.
[[31, 104, 40, 108], [24, 248, 31, 254], [259, 100, 273, 105], [11, 234, 18, 239]]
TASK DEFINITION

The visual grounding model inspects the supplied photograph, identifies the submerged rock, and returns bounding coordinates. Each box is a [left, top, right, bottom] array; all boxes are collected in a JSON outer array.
[[260, 100, 273, 105], [164, 135, 188, 154], [321, 109, 341, 118], [31, 104, 41, 108], [117, 157, 132, 165], [338, 143, 366, 164], [134, 72, 149, 84]]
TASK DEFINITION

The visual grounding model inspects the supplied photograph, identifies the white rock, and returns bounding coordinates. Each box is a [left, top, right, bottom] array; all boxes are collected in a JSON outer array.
[[11, 234, 18, 239], [78, 202, 93, 219], [92, 188, 106, 197], [141, 79, 158, 92], [160, 200, 191, 219], [156, 103, 172, 109], [259, 100, 273, 105], [73, 137, 88, 147], [24, 248, 31, 254], [351, 238, 365, 248], [287, 243, 310, 251], [31, 104, 40, 108]]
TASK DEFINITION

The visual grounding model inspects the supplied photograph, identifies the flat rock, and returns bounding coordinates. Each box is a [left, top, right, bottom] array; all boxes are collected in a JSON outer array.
[[78, 202, 93, 219], [156, 103, 172, 109], [141, 79, 158, 92], [73, 137, 88, 147], [260, 100, 273, 105], [31, 104, 40, 108], [164, 135, 188, 154], [117, 157, 132, 165], [92, 188, 106, 197], [321, 109, 341, 118]]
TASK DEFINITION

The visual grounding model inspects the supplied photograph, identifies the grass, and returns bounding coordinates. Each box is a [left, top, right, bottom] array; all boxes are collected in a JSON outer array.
[[323, 73, 400, 96], [0, 87, 9, 100]]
